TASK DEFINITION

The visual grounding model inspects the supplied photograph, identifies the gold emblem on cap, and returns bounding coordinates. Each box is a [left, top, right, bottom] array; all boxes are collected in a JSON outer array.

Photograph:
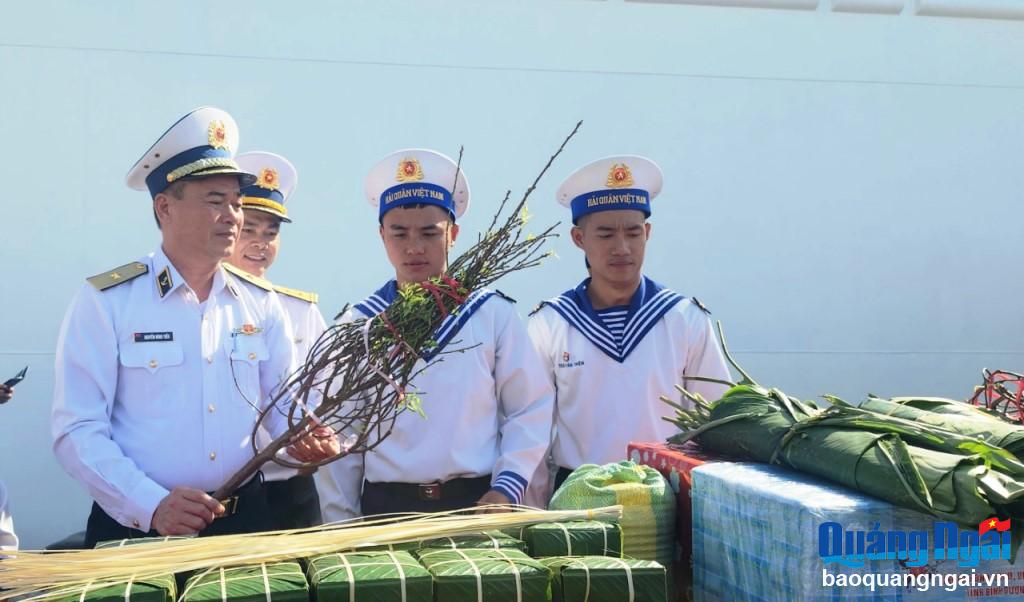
[[396, 158, 424, 183], [208, 120, 229, 150], [256, 167, 279, 190], [606, 163, 634, 189]]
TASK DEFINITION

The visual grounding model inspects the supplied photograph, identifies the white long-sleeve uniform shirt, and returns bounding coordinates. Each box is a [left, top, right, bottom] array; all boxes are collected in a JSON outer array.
[[526, 277, 730, 500], [260, 289, 327, 483], [317, 283, 555, 522], [0, 480, 17, 551], [52, 248, 296, 532], [277, 290, 328, 366]]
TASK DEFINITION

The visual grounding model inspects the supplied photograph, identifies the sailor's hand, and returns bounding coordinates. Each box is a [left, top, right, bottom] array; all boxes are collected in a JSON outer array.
[[151, 487, 224, 535], [0, 384, 13, 404], [475, 490, 512, 513]]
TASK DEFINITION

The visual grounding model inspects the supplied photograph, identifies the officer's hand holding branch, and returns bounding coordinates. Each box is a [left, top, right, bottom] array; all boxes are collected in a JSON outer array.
[[286, 425, 340, 463], [151, 487, 225, 536]]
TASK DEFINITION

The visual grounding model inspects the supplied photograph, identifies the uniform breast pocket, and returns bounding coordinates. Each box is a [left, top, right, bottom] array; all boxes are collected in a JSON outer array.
[[118, 342, 185, 413], [228, 335, 269, 404]]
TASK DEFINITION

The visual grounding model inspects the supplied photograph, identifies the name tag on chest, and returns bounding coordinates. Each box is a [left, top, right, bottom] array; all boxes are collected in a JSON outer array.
[[134, 332, 174, 343]]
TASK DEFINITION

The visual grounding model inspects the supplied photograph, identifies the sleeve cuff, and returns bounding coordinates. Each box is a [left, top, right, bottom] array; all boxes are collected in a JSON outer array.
[[491, 471, 528, 505], [122, 478, 170, 532]]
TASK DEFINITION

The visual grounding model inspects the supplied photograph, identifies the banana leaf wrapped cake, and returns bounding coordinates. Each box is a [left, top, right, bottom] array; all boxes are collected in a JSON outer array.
[[415, 548, 550, 601], [505, 521, 623, 558], [179, 562, 307, 602], [666, 325, 1024, 528], [541, 556, 667, 602], [306, 551, 431, 602]]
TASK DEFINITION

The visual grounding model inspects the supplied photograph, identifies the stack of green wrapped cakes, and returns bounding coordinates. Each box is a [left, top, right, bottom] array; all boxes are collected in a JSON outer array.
[[62, 517, 665, 602], [45, 462, 674, 601]]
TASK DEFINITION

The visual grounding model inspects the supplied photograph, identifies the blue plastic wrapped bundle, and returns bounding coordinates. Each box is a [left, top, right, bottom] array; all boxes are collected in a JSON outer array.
[[691, 462, 1024, 601]]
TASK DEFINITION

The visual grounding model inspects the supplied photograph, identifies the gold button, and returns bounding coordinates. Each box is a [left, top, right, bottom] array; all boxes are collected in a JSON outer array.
[[132, 520, 140, 528], [248, 352, 257, 360], [206, 356, 213, 364], [148, 360, 158, 368], [209, 452, 217, 461], [208, 404, 215, 413]]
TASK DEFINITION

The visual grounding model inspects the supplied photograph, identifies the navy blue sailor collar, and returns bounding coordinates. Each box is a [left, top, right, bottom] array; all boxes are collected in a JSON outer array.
[[353, 279, 496, 361], [539, 276, 684, 363]]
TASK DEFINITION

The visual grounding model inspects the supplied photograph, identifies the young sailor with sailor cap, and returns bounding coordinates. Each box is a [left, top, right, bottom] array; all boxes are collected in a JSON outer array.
[[527, 156, 731, 502], [226, 151, 328, 530], [317, 149, 555, 519], [51, 107, 338, 547]]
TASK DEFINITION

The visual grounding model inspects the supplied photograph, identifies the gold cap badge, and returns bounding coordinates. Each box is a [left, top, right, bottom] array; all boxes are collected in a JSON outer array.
[[257, 167, 279, 190], [208, 120, 229, 150], [396, 158, 424, 183], [606, 163, 633, 189]]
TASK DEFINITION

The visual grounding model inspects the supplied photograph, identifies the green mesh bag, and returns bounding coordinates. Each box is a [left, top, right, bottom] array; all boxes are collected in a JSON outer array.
[[549, 461, 675, 566]]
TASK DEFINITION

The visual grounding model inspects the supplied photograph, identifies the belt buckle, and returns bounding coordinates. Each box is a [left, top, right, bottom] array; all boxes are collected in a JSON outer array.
[[219, 496, 240, 518], [418, 482, 442, 501]]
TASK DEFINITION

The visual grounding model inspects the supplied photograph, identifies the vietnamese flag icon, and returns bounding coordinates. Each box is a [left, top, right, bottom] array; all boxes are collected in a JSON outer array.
[[979, 517, 1012, 535]]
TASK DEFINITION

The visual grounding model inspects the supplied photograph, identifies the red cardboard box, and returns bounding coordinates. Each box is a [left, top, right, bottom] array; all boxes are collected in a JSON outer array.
[[628, 441, 721, 600]]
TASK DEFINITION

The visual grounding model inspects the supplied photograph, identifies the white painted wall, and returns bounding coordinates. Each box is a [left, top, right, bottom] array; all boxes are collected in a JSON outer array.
[[1, 0, 1021, 548]]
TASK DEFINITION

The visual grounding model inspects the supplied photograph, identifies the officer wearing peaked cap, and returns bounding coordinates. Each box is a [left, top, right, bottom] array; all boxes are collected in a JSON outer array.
[[226, 151, 328, 530], [52, 107, 338, 547], [525, 155, 731, 504], [317, 149, 554, 520]]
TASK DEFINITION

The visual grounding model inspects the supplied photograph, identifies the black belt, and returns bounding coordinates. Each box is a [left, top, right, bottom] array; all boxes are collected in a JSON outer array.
[[554, 466, 575, 492], [215, 472, 264, 518], [365, 476, 492, 501]]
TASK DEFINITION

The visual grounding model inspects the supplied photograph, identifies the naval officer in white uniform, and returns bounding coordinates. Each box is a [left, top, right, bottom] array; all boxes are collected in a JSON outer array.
[[527, 156, 731, 502], [52, 107, 337, 547], [227, 151, 328, 529], [317, 149, 555, 519]]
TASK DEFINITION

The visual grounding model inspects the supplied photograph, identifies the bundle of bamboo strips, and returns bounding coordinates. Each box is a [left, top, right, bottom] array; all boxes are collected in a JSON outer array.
[[0, 505, 622, 600]]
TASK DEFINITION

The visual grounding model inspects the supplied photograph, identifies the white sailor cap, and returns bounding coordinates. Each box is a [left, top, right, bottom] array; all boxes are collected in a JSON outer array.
[[126, 107, 255, 197], [365, 148, 470, 223], [556, 155, 663, 224], [235, 151, 297, 223]]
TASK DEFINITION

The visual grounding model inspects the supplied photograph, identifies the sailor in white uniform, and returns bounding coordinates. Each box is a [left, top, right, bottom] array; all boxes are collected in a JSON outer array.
[[317, 149, 555, 520], [51, 108, 337, 547], [527, 156, 731, 501], [1, 383, 19, 551], [227, 151, 328, 529]]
